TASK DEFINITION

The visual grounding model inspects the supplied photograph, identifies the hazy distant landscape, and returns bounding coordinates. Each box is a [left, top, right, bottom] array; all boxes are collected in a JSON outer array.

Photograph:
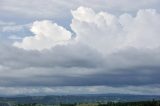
[[0, 94, 160, 106], [1, 100, 160, 106]]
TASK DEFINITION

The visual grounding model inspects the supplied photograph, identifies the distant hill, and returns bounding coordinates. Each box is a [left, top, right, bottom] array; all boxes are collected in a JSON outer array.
[[0, 94, 160, 104]]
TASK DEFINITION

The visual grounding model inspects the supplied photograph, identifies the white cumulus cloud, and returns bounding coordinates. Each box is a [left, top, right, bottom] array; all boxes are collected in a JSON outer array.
[[71, 7, 160, 54], [14, 20, 72, 50], [14, 7, 160, 53]]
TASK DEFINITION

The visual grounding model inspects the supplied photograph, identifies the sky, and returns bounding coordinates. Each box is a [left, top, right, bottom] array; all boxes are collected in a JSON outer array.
[[0, 0, 160, 96]]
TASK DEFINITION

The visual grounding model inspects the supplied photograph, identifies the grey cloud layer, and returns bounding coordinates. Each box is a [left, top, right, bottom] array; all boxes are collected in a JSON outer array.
[[1, 43, 160, 87], [1, 85, 160, 96], [0, 0, 160, 19]]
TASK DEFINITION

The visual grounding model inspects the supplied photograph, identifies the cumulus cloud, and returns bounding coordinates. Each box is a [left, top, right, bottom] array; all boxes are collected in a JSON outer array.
[[14, 7, 160, 52], [120, 9, 160, 49], [14, 20, 72, 50], [71, 7, 160, 54], [71, 7, 124, 53]]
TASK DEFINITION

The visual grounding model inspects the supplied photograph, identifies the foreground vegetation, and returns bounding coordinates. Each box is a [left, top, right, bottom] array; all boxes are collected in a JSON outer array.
[[14, 100, 160, 106]]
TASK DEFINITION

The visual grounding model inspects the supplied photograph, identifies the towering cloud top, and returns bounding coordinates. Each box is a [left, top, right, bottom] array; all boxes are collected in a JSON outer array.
[[71, 7, 160, 54], [14, 7, 160, 52]]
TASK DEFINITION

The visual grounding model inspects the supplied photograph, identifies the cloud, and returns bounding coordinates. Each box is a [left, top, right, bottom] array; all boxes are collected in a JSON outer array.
[[0, 21, 31, 42], [1, 85, 160, 96], [0, 0, 159, 19], [120, 9, 160, 49], [9, 7, 160, 87], [71, 7, 160, 54], [0, 43, 160, 87], [1, 6, 160, 95], [0, 21, 30, 33], [14, 20, 72, 50], [100, 0, 160, 12], [0, 21, 15, 26], [71, 7, 123, 53], [14, 7, 160, 52]]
